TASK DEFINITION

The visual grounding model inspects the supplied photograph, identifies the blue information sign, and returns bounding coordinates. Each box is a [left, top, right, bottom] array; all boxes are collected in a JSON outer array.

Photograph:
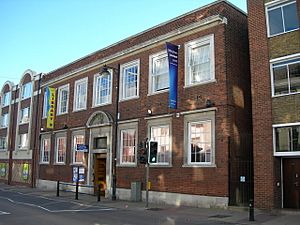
[[76, 144, 89, 152]]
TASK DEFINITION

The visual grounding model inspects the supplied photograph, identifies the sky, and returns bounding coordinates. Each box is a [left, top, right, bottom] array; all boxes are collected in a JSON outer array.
[[0, 0, 246, 86]]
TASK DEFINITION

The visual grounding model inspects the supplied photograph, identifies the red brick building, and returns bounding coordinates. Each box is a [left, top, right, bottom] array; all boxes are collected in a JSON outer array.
[[0, 70, 42, 186], [248, 0, 300, 209]]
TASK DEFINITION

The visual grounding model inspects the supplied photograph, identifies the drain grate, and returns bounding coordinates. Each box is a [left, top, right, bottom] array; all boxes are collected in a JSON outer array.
[[209, 214, 232, 218]]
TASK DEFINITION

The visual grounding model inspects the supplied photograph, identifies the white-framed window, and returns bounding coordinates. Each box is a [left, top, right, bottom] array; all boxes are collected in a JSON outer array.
[[21, 82, 32, 99], [150, 125, 171, 165], [2, 92, 11, 106], [93, 71, 112, 106], [20, 107, 30, 124], [120, 60, 140, 100], [73, 78, 87, 111], [40, 136, 50, 164], [72, 134, 85, 164], [1, 113, 8, 128], [273, 123, 300, 156], [184, 111, 215, 167], [57, 84, 69, 115], [149, 51, 169, 94], [266, 0, 299, 37], [120, 129, 136, 165], [18, 133, 28, 149], [55, 136, 66, 164], [271, 56, 300, 96], [0, 137, 7, 150], [185, 34, 215, 86]]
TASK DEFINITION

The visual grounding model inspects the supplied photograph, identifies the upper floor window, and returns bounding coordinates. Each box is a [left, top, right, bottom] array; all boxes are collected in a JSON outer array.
[[42, 91, 48, 118], [274, 123, 300, 156], [20, 107, 30, 124], [74, 78, 87, 111], [93, 72, 112, 106], [21, 82, 32, 99], [120, 129, 136, 165], [18, 133, 28, 149], [150, 125, 171, 165], [57, 84, 69, 115], [271, 57, 300, 96], [55, 136, 66, 164], [120, 60, 139, 100], [40, 137, 50, 164], [2, 92, 10, 106], [72, 134, 85, 164], [1, 113, 8, 128], [149, 51, 169, 94], [185, 34, 215, 86], [0, 137, 7, 150], [266, 0, 299, 37]]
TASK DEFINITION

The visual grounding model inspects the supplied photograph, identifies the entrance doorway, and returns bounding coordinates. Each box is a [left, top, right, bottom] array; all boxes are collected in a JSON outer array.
[[283, 158, 300, 209], [93, 154, 106, 196]]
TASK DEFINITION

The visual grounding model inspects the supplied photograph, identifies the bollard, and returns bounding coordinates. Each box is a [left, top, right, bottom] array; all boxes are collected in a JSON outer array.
[[97, 184, 101, 202], [249, 199, 254, 221], [56, 181, 60, 197], [75, 181, 79, 200]]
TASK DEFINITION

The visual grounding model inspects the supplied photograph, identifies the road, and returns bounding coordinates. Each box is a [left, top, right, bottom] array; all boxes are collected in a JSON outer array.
[[0, 187, 234, 225]]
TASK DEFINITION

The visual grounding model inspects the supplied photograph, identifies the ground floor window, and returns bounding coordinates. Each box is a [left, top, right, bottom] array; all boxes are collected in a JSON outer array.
[[40, 136, 50, 163], [120, 129, 136, 165], [184, 110, 215, 167], [274, 123, 300, 154], [55, 135, 66, 164], [72, 134, 85, 164]]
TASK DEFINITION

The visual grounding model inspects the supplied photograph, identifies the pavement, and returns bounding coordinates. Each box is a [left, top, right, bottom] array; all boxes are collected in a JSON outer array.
[[1, 183, 300, 225]]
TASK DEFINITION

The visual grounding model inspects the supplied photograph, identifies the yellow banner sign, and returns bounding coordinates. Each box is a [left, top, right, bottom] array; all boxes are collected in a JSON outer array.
[[46, 87, 56, 129]]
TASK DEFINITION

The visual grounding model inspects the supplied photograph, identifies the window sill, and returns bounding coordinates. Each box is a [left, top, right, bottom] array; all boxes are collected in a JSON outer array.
[[39, 162, 50, 165], [57, 112, 68, 116], [92, 102, 112, 108], [272, 91, 300, 98], [54, 163, 66, 165], [268, 28, 299, 38], [73, 108, 87, 113], [19, 121, 30, 125], [70, 163, 84, 166], [184, 79, 216, 88], [182, 163, 216, 168], [147, 89, 169, 96], [117, 163, 137, 168], [149, 164, 172, 168], [119, 96, 139, 102]]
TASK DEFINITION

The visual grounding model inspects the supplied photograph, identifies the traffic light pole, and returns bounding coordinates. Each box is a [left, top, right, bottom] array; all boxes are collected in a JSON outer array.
[[145, 162, 149, 209]]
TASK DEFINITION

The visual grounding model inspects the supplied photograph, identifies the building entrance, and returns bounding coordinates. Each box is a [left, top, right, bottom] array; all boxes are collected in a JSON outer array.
[[93, 154, 106, 196], [283, 158, 300, 209]]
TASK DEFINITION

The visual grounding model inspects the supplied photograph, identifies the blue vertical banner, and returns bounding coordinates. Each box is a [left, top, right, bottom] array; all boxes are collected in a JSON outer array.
[[166, 42, 178, 109]]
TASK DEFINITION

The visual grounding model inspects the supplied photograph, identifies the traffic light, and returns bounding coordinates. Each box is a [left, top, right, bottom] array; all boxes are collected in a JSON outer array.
[[148, 141, 158, 164], [138, 141, 147, 164]]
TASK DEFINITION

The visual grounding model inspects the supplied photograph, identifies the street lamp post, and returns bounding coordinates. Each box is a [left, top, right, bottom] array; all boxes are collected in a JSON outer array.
[[100, 64, 120, 201]]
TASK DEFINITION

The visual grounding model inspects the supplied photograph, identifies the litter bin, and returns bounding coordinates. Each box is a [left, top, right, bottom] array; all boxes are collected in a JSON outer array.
[[131, 181, 141, 202]]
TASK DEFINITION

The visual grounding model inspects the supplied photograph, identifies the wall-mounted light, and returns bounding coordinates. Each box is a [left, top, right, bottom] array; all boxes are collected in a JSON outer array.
[[205, 99, 214, 108], [147, 109, 152, 115]]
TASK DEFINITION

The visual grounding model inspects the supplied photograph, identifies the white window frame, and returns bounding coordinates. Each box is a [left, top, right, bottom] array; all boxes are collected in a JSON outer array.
[[93, 70, 112, 107], [21, 82, 32, 100], [55, 135, 67, 164], [183, 110, 216, 167], [149, 124, 171, 166], [1, 113, 8, 128], [149, 51, 169, 95], [2, 92, 11, 106], [20, 107, 30, 124], [57, 84, 69, 115], [0, 137, 7, 150], [120, 129, 136, 165], [40, 136, 51, 164], [120, 59, 140, 101], [18, 133, 29, 150], [185, 34, 215, 87], [72, 133, 85, 165], [265, 0, 299, 37], [73, 77, 88, 111], [42, 90, 48, 118], [270, 54, 300, 97], [273, 122, 300, 156]]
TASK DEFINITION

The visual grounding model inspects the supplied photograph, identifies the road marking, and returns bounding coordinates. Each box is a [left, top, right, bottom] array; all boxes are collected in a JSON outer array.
[[0, 210, 10, 215], [0, 196, 115, 213]]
